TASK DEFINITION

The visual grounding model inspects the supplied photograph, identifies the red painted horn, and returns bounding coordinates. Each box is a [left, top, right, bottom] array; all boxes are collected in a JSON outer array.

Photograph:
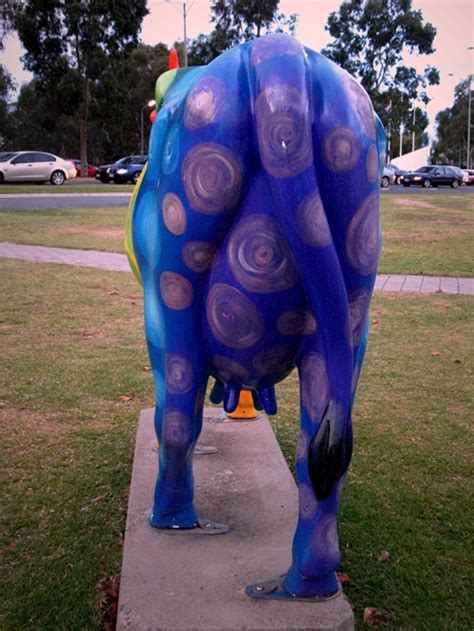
[[169, 49, 179, 70]]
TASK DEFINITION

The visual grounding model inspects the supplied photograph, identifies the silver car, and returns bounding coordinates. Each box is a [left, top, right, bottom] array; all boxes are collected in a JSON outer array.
[[0, 151, 77, 185]]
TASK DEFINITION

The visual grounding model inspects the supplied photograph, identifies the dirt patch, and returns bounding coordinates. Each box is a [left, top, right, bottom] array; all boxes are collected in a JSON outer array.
[[51, 226, 124, 239], [392, 198, 436, 209], [71, 328, 106, 339], [0, 408, 67, 435], [404, 214, 474, 225]]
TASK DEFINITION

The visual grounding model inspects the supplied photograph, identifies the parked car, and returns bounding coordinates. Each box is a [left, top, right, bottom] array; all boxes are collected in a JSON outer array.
[[68, 159, 98, 178], [450, 166, 469, 185], [400, 165, 464, 188], [96, 155, 147, 184], [463, 169, 474, 185], [0, 151, 76, 185], [381, 165, 395, 188], [384, 163, 408, 184]]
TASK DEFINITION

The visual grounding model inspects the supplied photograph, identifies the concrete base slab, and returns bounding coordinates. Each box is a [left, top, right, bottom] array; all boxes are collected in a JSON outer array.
[[117, 408, 354, 630]]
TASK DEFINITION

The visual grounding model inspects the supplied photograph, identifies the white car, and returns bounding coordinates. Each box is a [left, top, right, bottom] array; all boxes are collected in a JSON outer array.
[[0, 151, 77, 185]]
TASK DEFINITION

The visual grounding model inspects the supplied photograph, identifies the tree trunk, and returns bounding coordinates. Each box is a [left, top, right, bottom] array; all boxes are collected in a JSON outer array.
[[79, 78, 90, 177]]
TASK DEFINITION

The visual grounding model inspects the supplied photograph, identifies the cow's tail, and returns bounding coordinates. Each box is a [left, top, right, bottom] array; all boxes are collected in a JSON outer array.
[[124, 162, 147, 285], [250, 35, 353, 500]]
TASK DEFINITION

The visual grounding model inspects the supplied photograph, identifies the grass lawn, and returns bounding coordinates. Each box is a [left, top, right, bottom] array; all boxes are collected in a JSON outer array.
[[0, 191, 473, 276], [0, 183, 134, 194], [379, 193, 473, 277], [1, 259, 473, 629]]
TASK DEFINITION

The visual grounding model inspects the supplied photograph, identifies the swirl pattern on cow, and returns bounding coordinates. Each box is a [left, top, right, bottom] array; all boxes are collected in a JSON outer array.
[[255, 85, 312, 178], [160, 271, 194, 310], [342, 74, 376, 140], [212, 355, 250, 383], [346, 192, 380, 275], [182, 241, 216, 273], [206, 283, 263, 349], [323, 126, 361, 172], [162, 409, 191, 449], [251, 33, 305, 66], [182, 142, 243, 214], [299, 482, 318, 520], [296, 191, 332, 248], [227, 214, 297, 293], [184, 75, 226, 130], [166, 353, 193, 394], [348, 288, 370, 347], [162, 192, 186, 236], [366, 144, 379, 182], [277, 309, 317, 336], [301, 352, 330, 422], [253, 344, 296, 375], [311, 513, 339, 561]]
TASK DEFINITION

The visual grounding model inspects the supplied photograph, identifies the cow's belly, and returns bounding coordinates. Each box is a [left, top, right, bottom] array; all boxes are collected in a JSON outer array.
[[203, 210, 316, 389]]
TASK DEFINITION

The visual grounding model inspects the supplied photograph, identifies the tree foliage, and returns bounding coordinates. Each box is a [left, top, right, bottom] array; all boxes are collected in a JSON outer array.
[[3, 43, 169, 163], [13, 0, 148, 172], [188, 0, 297, 66], [322, 0, 439, 157], [431, 78, 472, 167]]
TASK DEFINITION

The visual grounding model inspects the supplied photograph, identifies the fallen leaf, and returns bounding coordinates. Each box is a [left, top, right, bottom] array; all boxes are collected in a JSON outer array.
[[337, 572, 355, 585], [143, 366, 152, 372], [431, 350, 441, 356], [109, 290, 119, 295], [363, 607, 390, 625], [378, 550, 390, 562], [119, 394, 134, 402], [372, 319, 379, 325], [452, 359, 462, 364]]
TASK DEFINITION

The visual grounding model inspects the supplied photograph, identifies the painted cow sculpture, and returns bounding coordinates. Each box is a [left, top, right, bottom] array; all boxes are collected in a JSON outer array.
[[126, 34, 385, 600]]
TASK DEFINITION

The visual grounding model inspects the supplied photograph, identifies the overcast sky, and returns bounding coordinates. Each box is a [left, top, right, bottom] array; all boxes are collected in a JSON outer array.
[[1, 0, 473, 141]]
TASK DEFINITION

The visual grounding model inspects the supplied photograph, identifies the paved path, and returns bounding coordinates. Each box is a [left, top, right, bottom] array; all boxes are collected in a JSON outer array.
[[1, 242, 473, 295], [0, 192, 131, 210]]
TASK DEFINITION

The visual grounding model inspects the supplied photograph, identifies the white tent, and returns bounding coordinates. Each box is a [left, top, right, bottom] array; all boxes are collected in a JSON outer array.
[[390, 146, 431, 171]]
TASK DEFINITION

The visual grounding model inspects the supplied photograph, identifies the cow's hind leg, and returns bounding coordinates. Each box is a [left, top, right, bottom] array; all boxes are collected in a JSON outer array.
[[246, 35, 381, 598]]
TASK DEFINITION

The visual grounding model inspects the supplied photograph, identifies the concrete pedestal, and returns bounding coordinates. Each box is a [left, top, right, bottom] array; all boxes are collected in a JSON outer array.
[[117, 407, 354, 630]]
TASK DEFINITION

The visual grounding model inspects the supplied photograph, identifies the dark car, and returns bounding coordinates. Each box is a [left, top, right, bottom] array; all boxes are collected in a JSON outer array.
[[96, 155, 147, 184], [384, 163, 408, 185], [400, 165, 463, 188]]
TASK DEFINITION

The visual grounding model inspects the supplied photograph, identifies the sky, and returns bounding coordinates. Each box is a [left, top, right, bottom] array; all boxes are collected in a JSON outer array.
[[1, 0, 473, 141]]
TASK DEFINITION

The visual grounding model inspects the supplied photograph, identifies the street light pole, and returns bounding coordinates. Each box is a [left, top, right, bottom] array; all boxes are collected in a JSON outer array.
[[467, 72, 472, 169], [166, 0, 195, 67]]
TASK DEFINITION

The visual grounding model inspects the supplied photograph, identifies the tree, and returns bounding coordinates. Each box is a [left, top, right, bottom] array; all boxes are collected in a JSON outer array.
[[0, 64, 15, 148], [0, 0, 19, 51], [14, 0, 148, 173], [322, 0, 439, 159], [431, 78, 472, 167], [188, 0, 297, 66]]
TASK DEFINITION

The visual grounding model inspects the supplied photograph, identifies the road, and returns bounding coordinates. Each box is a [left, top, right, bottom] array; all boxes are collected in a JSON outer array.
[[0, 186, 473, 211], [0, 192, 131, 211]]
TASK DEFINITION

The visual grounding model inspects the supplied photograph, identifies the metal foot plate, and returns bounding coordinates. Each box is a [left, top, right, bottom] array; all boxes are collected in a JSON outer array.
[[245, 575, 341, 601], [151, 517, 230, 536]]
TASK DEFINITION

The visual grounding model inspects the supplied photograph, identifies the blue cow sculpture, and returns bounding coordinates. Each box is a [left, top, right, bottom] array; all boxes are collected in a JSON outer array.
[[126, 33, 385, 600]]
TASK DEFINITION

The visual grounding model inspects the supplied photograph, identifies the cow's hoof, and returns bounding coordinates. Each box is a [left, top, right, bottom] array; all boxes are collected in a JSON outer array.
[[151, 517, 230, 535], [245, 575, 341, 601]]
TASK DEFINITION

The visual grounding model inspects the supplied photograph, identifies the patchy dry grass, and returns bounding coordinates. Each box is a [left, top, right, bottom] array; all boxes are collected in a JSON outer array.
[[1, 258, 473, 628], [380, 193, 474, 276], [0, 183, 133, 194], [1, 192, 473, 278], [0, 207, 129, 252]]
